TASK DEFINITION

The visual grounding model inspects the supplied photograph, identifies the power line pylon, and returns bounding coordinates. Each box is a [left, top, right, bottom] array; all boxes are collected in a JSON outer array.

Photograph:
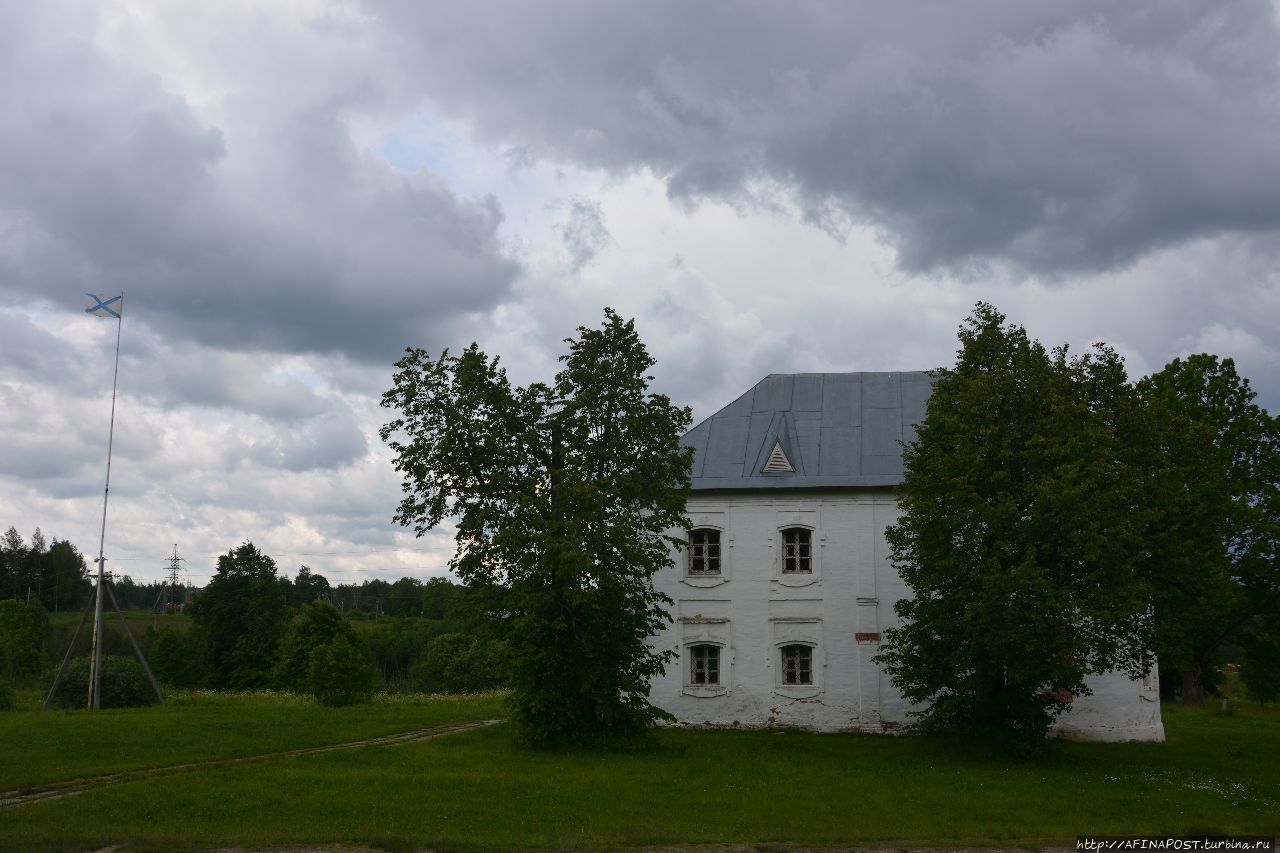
[[154, 544, 186, 613]]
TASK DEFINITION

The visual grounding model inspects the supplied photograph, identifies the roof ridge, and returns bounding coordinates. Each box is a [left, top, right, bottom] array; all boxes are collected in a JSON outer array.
[[683, 372, 936, 490]]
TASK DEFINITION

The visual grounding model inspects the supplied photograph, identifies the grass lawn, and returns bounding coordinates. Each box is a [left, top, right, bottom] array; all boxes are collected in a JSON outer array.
[[0, 689, 506, 792], [1, 699, 1275, 851]]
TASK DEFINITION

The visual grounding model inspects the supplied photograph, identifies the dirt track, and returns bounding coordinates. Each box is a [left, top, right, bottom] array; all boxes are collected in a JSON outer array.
[[0, 718, 503, 810]]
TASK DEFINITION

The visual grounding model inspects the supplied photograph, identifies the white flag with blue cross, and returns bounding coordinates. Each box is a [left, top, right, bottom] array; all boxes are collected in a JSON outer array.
[[85, 294, 123, 319]]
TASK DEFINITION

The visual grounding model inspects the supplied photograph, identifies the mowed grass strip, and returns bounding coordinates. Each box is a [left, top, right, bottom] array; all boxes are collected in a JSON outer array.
[[0, 690, 507, 791], [2, 704, 1275, 850]]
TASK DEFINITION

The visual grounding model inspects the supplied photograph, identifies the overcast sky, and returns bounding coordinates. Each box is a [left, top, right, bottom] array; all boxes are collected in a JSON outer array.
[[4, 1, 1279, 588]]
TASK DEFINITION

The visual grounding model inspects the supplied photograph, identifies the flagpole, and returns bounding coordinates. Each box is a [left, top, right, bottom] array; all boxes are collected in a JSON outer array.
[[87, 293, 123, 710]]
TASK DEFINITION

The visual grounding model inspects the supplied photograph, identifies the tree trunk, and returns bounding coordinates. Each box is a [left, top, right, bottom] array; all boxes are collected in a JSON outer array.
[[1181, 669, 1205, 705]]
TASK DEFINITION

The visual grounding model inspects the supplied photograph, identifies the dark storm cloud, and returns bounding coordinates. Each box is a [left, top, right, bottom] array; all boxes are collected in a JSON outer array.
[[372, 0, 1280, 275], [0, 4, 520, 364]]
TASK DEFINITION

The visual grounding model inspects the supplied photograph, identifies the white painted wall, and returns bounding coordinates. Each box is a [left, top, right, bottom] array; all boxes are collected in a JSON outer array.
[[652, 490, 1164, 742]]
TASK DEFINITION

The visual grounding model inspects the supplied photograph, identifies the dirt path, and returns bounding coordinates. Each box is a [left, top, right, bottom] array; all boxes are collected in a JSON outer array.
[[0, 718, 503, 810]]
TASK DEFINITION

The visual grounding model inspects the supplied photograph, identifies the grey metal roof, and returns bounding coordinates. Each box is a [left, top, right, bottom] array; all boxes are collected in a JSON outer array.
[[682, 372, 934, 490]]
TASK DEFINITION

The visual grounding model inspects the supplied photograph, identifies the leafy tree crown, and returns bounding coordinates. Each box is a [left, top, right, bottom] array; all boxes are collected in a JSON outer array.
[[381, 308, 693, 746], [876, 303, 1158, 745]]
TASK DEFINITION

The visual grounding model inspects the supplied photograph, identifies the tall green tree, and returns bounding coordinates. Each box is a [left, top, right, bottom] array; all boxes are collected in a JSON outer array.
[[876, 304, 1157, 745], [381, 308, 692, 747], [0, 528, 41, 603], [386, 577, 423, 617], [1, 528, 23, 601], [420, 576, 462, 621], [190, 542, 289, 689], [39, 539, 91, 612], [1138, 355, 1280, 703], [289, 565, 331, 607]]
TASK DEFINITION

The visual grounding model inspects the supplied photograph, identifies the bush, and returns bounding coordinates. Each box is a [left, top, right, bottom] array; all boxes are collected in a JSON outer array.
[[275, 601, 359, 692], [409, 633, 509, 695], [1240, 625, 1280, 705], [0, 676, 14, 711], [365, 617, 455, 689], [46, 655, 159, 709], [148, 627, 206, 688], [309, 634, 377, 707], [0, 599, 46, 682]]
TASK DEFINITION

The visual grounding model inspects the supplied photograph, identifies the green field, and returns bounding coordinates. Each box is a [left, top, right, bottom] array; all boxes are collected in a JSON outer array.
[[1, 695, 1276, 851], [0, 689, 505, 793], [46, 607, 191, 633]]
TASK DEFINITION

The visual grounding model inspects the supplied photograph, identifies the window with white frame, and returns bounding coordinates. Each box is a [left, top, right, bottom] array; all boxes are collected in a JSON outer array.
[[780, 644, 813, 686], [688, 643, 721, 686], [780, 527, 812, 574], [688, 528, 721, 575]]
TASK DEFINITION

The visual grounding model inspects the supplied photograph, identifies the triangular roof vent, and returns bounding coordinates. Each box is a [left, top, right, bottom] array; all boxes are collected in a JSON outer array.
[[762, 441, 794, 473]]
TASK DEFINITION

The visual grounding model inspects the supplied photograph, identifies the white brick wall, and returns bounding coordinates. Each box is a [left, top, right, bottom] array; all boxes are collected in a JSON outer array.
[[652, 490, 1165, 742]]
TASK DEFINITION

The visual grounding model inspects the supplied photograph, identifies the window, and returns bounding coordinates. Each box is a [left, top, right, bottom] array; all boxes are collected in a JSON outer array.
[[780, 527, 811, 574], [689, 644, 720, 686], [772, 630, 821, 696], [780, 644, 812, 686], [773, 519, 819, 586], [682, 626, 730, 697], [688, 528, 721, 575]]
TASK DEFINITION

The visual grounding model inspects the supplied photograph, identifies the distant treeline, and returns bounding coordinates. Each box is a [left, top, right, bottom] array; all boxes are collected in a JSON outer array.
[[158, 543, 507, 695], [1, 525, 466, 619], [1, 534, 507, 699], [1, 527, 94, 613], [326, 575, 464, 619], [1, 526, 199, 614]]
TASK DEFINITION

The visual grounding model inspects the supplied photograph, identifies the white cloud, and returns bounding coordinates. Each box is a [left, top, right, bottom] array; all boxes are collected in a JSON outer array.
[[2, 0, 1277, 587]]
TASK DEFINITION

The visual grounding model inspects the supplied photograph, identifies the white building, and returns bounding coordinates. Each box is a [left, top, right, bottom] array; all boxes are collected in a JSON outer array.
[[652, 372, 1165, 742]]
